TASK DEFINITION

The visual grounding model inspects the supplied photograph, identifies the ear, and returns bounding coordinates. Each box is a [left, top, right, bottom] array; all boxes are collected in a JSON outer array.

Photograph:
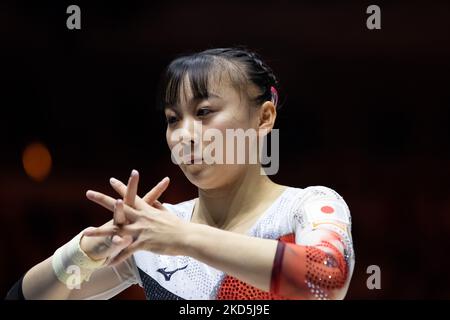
[[257, 101, 277, 136]]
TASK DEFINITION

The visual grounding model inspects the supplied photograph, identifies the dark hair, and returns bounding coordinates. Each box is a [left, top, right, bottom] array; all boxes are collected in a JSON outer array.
[[156, 47, 282, 111]]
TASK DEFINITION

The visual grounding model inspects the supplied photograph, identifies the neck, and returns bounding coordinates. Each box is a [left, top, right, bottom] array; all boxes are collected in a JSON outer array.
[[194, 165, 282, 229]]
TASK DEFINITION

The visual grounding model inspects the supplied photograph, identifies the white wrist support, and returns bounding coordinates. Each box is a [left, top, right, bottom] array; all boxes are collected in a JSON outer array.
[[51, 228, 107, 289]]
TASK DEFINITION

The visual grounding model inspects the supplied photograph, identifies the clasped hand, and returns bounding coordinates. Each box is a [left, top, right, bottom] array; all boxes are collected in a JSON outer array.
[[84, 170, 190, 265]]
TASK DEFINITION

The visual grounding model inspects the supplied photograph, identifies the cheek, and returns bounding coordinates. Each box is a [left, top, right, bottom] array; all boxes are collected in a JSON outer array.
[[208, 110, 249, 133], [166, 129, 174, 149]]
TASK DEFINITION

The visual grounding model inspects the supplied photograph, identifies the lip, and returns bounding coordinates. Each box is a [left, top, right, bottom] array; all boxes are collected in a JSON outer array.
[[187, 158, 203, 164], [183, 156, 203, 164]]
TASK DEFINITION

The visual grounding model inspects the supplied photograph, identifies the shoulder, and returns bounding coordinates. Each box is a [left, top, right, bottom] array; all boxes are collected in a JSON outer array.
[[288, 185, 352, 229], [299, 185, 347, 201], [283, 185, 348, 204]]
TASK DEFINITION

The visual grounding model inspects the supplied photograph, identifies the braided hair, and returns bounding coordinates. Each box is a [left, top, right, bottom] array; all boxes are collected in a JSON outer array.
[[157, 47, 282, 111]]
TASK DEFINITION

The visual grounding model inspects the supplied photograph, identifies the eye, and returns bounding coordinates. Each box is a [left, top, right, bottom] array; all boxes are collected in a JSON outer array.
[[166, 115, 178, 124], [197, 107, 212, 117]]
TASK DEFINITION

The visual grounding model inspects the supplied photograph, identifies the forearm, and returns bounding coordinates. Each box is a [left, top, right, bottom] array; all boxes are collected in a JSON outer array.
[[181, 223, 353, 300], [183, 223, 278, 292], [20, 228, 115, 300], [22, 257, 73, 300]]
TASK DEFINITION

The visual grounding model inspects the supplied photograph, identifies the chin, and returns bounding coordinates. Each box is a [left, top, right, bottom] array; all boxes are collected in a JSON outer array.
[[181, 164, 221, 189], [182, 163, 243, 190]]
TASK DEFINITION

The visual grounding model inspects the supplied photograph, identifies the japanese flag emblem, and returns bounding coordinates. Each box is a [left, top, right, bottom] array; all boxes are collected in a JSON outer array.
[[304, 200, 350, 225]]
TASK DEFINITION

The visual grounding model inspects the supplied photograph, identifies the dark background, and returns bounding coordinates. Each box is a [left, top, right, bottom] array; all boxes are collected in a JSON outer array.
[[1, 0, 449, 299]]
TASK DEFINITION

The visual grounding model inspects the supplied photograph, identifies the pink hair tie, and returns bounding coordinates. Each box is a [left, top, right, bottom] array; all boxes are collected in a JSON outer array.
[[270, 86, 278, 107]]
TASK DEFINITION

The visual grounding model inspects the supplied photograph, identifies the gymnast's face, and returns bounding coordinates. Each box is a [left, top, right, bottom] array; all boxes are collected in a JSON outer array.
[[164, 74, 265, 190]]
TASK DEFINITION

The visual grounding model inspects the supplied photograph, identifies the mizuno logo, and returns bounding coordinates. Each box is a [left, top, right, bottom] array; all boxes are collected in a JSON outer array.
[[157, 265, 188, 281]]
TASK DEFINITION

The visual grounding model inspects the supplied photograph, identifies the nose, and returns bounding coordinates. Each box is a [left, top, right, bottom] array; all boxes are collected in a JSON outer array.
[[172, 117, 202, 150]]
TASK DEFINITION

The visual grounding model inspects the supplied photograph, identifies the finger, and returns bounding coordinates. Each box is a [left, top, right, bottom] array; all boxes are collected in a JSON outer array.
[[109, 241, 143, 266], [121, 201, 143, 221], [83, 225, 119, 237], [110, 234, 132, 247], [80, 228, 132, 262], [86, 190, 117, 212], [106, 234, 133, 262], [124, 169, 139, 207], [111, 235, 123, 245], [153, 200, 163, 209], [110, 176, 169, 209], [113, 199, 126, 226], [110, 177, 148, 210], [86, 188, 146, 221], [143, 177, 170, 205], [111, 234, 133, 249], [152, 200, 169, 212], [83, 224, 138, 237]]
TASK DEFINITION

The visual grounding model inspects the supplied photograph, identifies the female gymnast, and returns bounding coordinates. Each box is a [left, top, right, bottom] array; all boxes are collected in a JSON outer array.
[[6, 47, 355, 300]]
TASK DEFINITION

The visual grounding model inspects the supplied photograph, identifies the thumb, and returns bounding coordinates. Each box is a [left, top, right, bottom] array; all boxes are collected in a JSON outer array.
[[105, 234, 133, 262]]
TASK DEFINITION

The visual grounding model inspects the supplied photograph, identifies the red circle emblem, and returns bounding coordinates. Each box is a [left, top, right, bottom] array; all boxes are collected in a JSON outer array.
[[321, 205, 334, 214]]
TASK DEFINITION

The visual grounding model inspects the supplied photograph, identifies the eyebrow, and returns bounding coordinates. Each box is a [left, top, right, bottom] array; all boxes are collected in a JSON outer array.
[[164, 93, 222, 111]]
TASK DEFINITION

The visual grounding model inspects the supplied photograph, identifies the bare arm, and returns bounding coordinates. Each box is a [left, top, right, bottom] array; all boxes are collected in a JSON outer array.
[[13, 171, 168, 300], [183, 186, 354, 299], [22, 257, 72, 300], [87, 185, 354, 300], [21, 220, 135, 300], [184, 224, 277, 291], [184, 221, 353, 299]]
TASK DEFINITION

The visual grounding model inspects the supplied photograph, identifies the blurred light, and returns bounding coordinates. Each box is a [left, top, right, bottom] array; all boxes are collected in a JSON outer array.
[[22, 142, 52, 182]]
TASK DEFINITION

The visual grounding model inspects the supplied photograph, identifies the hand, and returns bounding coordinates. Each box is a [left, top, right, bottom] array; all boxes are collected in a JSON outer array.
[[84, 173, 189, 265], [81, 171, 170, 262]]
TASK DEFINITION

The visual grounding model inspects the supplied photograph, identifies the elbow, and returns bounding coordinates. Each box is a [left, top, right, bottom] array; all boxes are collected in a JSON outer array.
[[278, 265, 349, 300], [302, 264, 349, 300], [271, 242, 352, 300]]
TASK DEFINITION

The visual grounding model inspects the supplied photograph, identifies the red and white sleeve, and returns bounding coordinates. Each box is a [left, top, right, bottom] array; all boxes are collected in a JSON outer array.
[[270, 186, 355, 300]]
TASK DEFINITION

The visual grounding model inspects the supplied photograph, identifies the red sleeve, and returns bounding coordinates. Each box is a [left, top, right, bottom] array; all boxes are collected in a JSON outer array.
[[270, 186, 354, 300], [271, 230, 350, 299]]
